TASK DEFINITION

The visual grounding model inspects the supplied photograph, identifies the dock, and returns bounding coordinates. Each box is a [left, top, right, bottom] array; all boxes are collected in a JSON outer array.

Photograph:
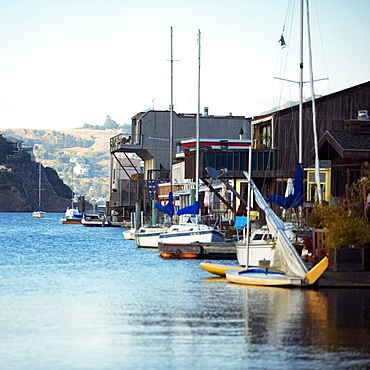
[[158, 241, 237, 260], [317, 270, 370, 288]]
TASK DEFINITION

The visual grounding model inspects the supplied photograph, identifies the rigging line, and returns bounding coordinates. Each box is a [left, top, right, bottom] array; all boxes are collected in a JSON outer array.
[[274, 0, 296, 111], [312, 0, 330, 93]]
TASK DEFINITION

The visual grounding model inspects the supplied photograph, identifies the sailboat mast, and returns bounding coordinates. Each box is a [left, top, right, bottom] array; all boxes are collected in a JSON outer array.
[[38, 163, 42, 207], [245, 126, 254, 268], [195, 30, 201, 204], [298, 0, 304, 165], [306, 0, 323, 204], [169, 26, 174, 194]]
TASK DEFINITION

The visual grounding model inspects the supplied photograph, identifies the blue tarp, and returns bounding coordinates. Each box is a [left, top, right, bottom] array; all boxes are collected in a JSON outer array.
[[234, 216, 248, 228], [154, 192, 175, 218], [267, 164, 304, 209], [177, 201, 199, 216]]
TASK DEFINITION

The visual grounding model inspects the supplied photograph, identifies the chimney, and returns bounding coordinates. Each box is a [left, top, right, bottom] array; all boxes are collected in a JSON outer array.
[[239, 128, 244, 140], [344, 110, 370, 135], [358, 110, 369, 120]]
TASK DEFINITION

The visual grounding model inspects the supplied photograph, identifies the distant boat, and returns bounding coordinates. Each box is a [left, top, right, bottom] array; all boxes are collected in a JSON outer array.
[[61, 207, 83, 224], [122, 212, 136, 240], [32, 163, 46, 218], [61, 171, 83, 224], [81, 211, 110, 227]]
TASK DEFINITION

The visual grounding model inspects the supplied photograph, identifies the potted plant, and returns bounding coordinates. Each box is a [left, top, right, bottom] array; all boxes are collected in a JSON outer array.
[[308, 173, 370, 271]]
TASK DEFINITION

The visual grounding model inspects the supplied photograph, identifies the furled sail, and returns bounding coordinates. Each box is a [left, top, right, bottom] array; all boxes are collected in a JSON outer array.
[[244, 171, 308, 278]]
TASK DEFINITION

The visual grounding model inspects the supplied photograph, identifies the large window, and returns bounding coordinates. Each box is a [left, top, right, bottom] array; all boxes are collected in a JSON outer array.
[[203, 150, 273, 172]]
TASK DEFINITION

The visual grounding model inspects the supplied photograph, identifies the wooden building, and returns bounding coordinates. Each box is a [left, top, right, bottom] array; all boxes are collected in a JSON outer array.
[[250, 81, 370, 208]]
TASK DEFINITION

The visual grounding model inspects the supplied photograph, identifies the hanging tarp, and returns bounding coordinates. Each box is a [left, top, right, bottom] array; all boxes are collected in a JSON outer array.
[[155, 192, 175, 218], [267, 164, 304, 209]]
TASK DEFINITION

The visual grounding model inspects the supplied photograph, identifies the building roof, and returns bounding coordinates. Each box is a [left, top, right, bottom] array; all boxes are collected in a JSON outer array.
[[318, 129, 370, 159], [252, 80, 370, 121]]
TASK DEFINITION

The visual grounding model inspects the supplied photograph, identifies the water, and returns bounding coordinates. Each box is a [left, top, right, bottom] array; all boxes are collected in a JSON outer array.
[[0, 213, 369, 369]]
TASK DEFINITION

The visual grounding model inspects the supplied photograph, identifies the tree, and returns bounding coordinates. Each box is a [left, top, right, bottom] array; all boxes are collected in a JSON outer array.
[[103, 115, 119, 129]]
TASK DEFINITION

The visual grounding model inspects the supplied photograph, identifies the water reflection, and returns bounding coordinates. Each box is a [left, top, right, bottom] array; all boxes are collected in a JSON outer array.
[[0, 213, 369, 369]]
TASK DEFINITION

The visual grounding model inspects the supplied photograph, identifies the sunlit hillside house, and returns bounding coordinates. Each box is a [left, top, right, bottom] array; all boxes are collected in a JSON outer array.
[[73, 162, 90, 177], [2, 135, 35, 161], [109, 109, 251, 222]]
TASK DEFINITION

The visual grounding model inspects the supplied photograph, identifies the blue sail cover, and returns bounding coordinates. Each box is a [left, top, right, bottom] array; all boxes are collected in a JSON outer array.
[[267, 164, 304, 209], [177, 201, 199, 216], [154, 192, 175, 218]]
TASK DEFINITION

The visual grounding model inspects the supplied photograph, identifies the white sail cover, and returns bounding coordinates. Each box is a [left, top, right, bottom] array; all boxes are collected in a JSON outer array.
[[243, 172, 308, 277]]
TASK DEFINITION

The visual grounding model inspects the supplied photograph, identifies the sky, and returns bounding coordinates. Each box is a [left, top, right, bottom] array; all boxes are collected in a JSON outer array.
[[0, 0, 369, 130]]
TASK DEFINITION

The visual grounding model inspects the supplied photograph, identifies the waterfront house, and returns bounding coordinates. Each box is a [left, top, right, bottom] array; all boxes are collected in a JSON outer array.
[[109, 81, 370, 222], [250, 81, 370, 212], [109, 109, 251, 221], [316, 112, 370, 200]]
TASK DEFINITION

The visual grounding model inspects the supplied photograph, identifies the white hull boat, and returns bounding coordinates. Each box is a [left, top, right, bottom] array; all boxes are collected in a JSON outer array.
[[82, 211, 110, 227], [123, 228, 136, 240], [159, 224, 224, 245], [134, 227, 165, 248], [61, 207, 83, 224], [225, 256, 328, 287], [32, 210, 46, 218], [236, 224, 300, 267]]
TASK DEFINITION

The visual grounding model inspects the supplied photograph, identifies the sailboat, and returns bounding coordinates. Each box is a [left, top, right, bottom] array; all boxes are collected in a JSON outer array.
[[158, 29, 225, 250], [32, 162, 46, 218], [134, 26, 177, 248], [202, 0, 328, 287], [61, 171, 83, 224]]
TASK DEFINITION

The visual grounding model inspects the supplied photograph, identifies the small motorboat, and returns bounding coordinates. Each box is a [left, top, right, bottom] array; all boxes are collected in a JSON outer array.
[[81, 211, 110, 227]]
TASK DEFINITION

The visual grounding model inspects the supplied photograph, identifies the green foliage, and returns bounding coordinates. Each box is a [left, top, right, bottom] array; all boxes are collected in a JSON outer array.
[[0, 170, 13, 188], [309, 172, 370, 248], [0, 135, 15, 163], [8, 151, 32, 163]]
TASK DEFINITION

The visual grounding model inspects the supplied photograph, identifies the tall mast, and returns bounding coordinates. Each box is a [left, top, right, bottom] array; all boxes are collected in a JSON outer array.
[[38, 163, 42, 208], [195, 30, 201, 204], [169, 26, 174, 194], [306, 0, 323, 203], [298, 0, 304, 165]]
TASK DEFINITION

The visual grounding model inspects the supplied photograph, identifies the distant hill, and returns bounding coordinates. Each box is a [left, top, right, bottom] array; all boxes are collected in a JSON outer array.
[[0, 135, 72, 212], [260, 96, 323, 115], [0, 121, 131, 203]]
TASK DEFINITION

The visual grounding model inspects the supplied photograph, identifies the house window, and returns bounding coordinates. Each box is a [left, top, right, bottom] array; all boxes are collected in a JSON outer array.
[[254, 122, 272, 149], [260, 124, 272, 148]]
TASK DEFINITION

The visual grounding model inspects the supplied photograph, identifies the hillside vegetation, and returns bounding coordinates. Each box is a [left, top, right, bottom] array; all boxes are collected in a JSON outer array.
[[1, 117, 130, 202]]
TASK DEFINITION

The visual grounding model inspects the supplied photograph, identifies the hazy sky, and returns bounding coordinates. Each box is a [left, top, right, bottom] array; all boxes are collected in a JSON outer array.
[[0, 0, 369, 130]]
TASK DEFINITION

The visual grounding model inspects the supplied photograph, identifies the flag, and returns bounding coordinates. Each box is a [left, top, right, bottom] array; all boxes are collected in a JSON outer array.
[[278, 35, 286, 49]]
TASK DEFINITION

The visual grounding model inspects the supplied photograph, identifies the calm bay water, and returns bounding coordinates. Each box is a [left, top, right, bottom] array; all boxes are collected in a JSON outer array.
[[0, 212, 369, 369]]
